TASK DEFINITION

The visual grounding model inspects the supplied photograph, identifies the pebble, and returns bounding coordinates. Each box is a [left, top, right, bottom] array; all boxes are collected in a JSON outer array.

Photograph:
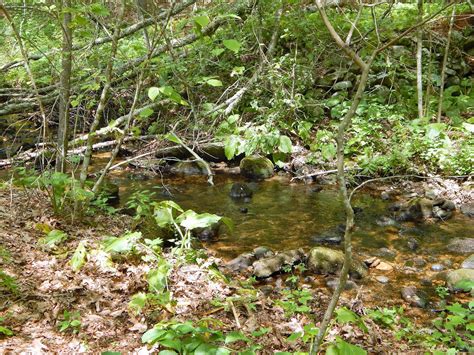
[[431, 264, 444, 271], [401, 286, 426, 308], [407, 238, 419, 251], [376, 276, 389, 284], [420, 279, 432, 287], [375, 261, 394, 271], [413, 258, 426, 267]]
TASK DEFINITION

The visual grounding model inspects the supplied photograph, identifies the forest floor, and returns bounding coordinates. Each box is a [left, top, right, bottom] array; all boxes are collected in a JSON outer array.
[[0, 183, 457, 353]]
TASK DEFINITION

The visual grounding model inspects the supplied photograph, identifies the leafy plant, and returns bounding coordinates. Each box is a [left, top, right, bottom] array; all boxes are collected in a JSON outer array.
[[0, 317, 13, 337], [58, 310, 82, 333], [38, 229, 68, 249]]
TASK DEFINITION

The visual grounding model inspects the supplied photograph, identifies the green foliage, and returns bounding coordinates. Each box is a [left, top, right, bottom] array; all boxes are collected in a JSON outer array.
[[58, 310, 82, 334], [38, 229, 68, 249], [0, 269, 19, 295], [275, 288, 313, 317], [326, 337, 367, 355], [70, 241, 87, 272], [0, 317, 13, 337], [141, 320, 261, 354]]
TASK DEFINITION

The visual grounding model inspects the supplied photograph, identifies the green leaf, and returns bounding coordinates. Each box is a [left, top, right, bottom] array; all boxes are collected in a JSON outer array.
[[211, 48, 225, 57], [177, 210, 222, 230], [148, 87, 160, 101], [141, 327, 166, 344], [70, 241, 87, 272], [103, 232, 142, 253], [194, 15, 210, 28], [335, 307, 359, 324], [89, 3, 110, 16], [159, 351, 178, 355], [0, 326, 13, 336], [223, 39, 241, 53], [129, 292, 147, 313], [287, 332, 302, 342], [321, 143, 336, 161], [278, 135, 292, 154], [327, 337, 367, 355], [206, 79, 223, 87], [139, 107, 154, 118], [101, 352, 122, 355], [225, 330, 250, 344], [224, 135, 238, 160], [39, 229, 68, 248], [164, 132, 182, 144]]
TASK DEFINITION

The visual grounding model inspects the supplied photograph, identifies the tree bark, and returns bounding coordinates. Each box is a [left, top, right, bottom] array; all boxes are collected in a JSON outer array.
[[436, 5, 456, 123], [79, 2, 126, 188], [56, 0, 73, 172], [416, 0, 424, 119]]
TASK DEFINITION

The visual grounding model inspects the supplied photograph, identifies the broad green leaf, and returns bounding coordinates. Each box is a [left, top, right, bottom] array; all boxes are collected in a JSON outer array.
[[206, 79, 223, 87], [194, 15, 210, 28], [224, 330, 250, 344], [39, 229, 68, 248], [335, 307, 359, 324], [148, 87, 160, 101], [287, 332, 302, 342], [177, 210, 222, 230], [165, 132, 182, 144], [101, 352, 122, 355], [321, 143, 336, 161], [129, 292, 147, 313], [278, 135, 292, 154], [147, 265, 169, 293], [103, 232, 142, 253], [159, 351, 178, 355], [211, 48, 225, 56], [139, 107, 154, 118], [141, 327, 166, 344], [223, 39, 241, 53], [160, 86, 188, 106], [224, 135, 238, 160], [90, 3, 110, 16], [70, 240, 87, 272]]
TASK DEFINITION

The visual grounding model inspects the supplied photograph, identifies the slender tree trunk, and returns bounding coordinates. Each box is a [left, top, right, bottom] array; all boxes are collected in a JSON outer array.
[[437, 6, 456, 123], [56, 0, 73, 172], [79, 2, 125, 187], [416, 0, 424, 119]]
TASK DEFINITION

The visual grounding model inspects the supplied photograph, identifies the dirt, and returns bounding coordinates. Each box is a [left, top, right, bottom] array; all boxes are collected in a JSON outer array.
[[0, 185, 445, 353]]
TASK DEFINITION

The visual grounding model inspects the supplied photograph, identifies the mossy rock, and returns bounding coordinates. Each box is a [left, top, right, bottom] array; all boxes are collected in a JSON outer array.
[[446, 269, 474, 293], [307, 246, 367, 279], [239, 156, 274, 180], [171, 160, 208, 176]]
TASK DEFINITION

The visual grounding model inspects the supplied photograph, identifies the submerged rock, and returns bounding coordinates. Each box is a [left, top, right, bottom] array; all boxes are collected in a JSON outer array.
[[447, 238, 474, 254], [461, 254, 474, 269], [252, 249, 305, 278], [171, 160, 208, 176], [99, 181, 120, 206], [311, 224, 345, 245], [460, 203, 474, 218], [326, 278, 356, 291], [229, 183, 253, 199], [240, 156, 274, 180], [401, 286, 426, 308], [446, 269, 474, 292], [307, 247, 367, 279], [376, 276, 389, 284], [194, 223, 220, 241]]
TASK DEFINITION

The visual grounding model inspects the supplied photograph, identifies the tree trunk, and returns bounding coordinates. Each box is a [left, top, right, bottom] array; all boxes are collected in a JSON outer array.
[[437, 6, 456, 123], [56, 0, 73, 172], [416, 0, 424, 119]]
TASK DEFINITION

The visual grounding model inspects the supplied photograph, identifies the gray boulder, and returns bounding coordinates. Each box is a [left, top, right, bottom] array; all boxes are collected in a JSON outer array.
[[461, 254, 474, 269], [229, 183, 253, 199], [460, 203, 474, 218], [447, 238, 474, 254], [307, 247, 367, 279], [252, 249, 305, 278]]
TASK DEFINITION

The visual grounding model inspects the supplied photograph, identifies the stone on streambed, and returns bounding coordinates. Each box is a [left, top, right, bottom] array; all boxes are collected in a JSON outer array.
[[229, 183, 253, 199], [447, 238, 474, 254], [446, 269, 474, 293], [252, 249, 305, 278], [375, 275, 389, 284], [461, 254, 474, 269], [460, 203, 474, 218], [307, 247, 367, 279], [171, 160, 208, 176], [401, 286, 426, 308], [240, 156, 274, 180], [225, 246, 274, 273], [326, 278, 357, 291], [311, 224, 345, 245], [395, 198, 455, 222]]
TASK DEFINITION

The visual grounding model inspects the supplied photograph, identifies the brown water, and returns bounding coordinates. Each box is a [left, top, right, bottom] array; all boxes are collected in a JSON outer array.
[[113, 173, 473, 263]]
